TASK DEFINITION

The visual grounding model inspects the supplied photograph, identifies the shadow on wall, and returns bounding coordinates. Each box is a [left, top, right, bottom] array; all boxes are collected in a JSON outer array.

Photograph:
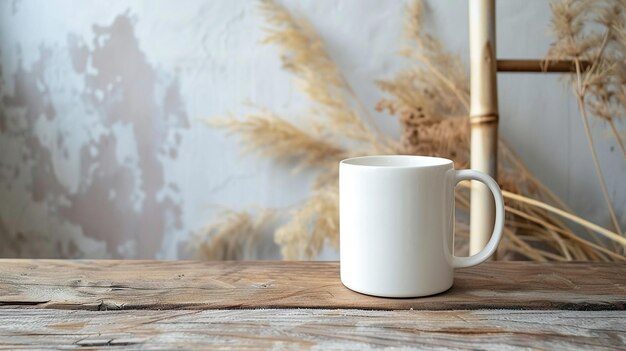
[[0, 14, 189, 258]]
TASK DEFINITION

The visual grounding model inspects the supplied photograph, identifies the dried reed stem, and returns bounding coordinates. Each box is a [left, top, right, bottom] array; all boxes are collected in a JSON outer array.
[[502, 190, 626, 247], [547, 0, 625, 237], [608, 118, 626, 159], [506, 206, 624, 261], [574, 60, 623, 236]]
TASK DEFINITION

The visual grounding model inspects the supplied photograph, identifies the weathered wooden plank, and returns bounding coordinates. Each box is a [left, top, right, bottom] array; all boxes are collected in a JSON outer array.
[[0, 308, 624, 350], [0, 260, 624, 311]]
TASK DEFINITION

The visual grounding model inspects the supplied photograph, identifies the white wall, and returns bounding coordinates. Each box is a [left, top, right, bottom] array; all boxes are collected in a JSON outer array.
[[0, 0, 623, 259]]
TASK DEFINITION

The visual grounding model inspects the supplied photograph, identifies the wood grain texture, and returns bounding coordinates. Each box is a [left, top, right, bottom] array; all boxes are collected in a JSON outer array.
[[0, 308, 624, 350], [0, 260, 624, 311]]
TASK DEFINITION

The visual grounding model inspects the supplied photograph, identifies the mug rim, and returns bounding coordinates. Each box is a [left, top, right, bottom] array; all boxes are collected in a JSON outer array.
[[340, 155, 453, 169]]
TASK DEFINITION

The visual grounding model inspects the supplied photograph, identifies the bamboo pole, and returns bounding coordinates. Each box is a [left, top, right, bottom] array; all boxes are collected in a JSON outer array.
[[469, 0, 498, 255]]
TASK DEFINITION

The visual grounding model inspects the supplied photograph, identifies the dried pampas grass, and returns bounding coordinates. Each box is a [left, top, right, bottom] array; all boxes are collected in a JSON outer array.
[[258, 0, 399, 153], [376, 0, 626, 260], [194, 0, 626, 262], [275, 186, 339, 259], [547, 0, 626, 241], [208, 112, 346, 172], [191, 208, 278, 260]]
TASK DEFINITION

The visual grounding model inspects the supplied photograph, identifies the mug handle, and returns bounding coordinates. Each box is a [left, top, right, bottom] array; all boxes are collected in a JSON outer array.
[[453, 169, 505, 268]]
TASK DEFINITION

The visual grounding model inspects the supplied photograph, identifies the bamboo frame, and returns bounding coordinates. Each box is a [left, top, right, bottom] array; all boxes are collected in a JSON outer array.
[[497, 59, 592, 73], [469, 0, 498, 255], [468, 8, 592, 256]]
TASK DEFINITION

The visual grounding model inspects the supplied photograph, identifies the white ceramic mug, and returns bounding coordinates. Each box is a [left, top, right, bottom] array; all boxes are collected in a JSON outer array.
[[340, 155, 504, 297]]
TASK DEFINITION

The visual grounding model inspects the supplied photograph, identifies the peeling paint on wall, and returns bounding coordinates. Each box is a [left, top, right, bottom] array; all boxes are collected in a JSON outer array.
[[0, 13, 188, 258]]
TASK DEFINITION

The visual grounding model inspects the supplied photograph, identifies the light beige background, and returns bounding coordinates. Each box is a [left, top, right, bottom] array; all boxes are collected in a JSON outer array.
[[0, 0, 624, 259]]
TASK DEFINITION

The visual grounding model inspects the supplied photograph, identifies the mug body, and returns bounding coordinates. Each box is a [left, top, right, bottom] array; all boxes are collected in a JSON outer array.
[[340, 155, 455, 297]]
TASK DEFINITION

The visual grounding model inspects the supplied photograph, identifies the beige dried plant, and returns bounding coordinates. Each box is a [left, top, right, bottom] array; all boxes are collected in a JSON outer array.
[[208, 111, 346, 172], [199, 0, 398, 260], [547, 0, 626, 241], [275, 186, 339, 259], [258, 0, 399, 153], [377, 0, 626, 261], [192, 208, 277, 260], [195, 0, 626, 262]]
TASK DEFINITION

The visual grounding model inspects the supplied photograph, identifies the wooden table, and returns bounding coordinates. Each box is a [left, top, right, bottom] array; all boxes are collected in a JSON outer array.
[[0, 260, 624, 350]]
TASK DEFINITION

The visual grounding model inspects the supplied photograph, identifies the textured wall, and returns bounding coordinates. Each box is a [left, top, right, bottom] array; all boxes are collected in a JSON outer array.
[[0, 1, 624, 259]]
